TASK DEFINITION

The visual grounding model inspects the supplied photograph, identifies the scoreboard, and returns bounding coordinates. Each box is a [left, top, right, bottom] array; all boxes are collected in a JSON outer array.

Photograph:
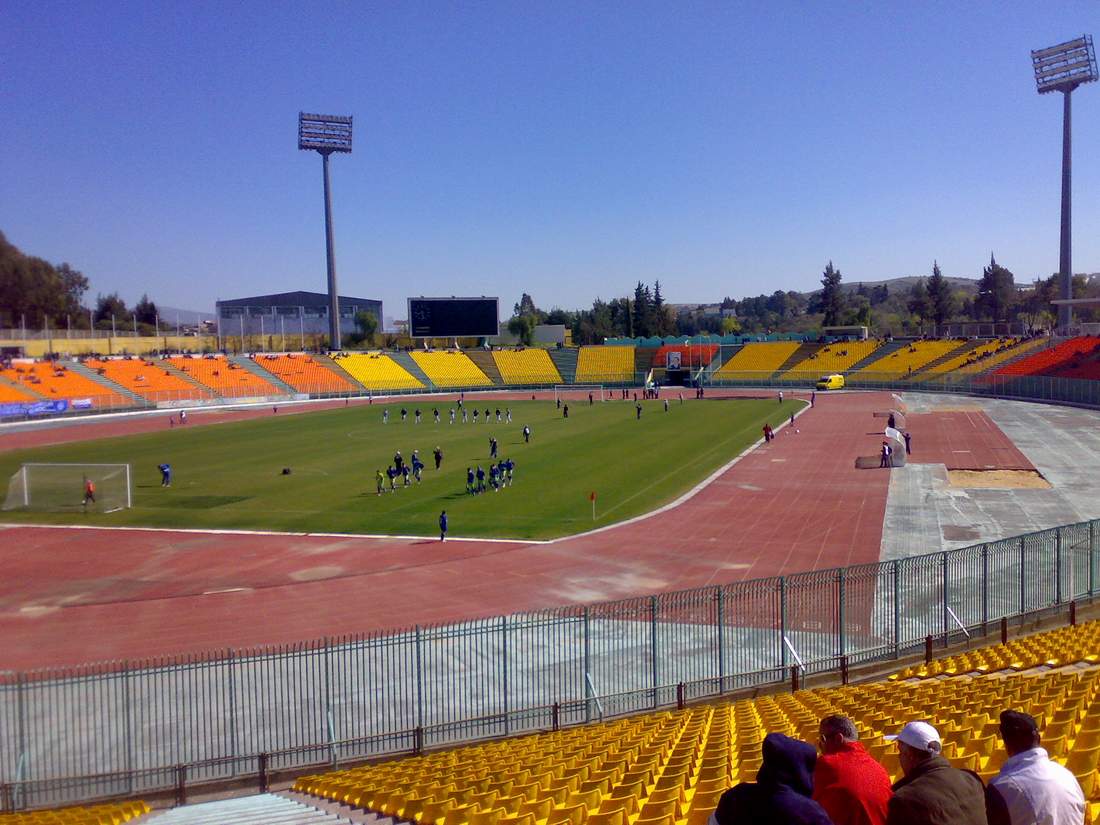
[[407, 297, 499, 338]]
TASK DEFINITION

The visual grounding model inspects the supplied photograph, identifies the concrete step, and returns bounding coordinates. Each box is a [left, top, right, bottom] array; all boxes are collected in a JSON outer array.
[[465, 351, 504, 385], [388, 352, 434, 387], [278, 790, 394, 825], [0, 372, 47, 400], [66, 360, 149, 406], [231, 355, 297, 395], [846, 340, 905, 373], [159, 360, 219, 397], [313, 353, 369, 392], [773, 342, 820, 376], [547, 348, 578, 383], [146, 792, 353, 824]]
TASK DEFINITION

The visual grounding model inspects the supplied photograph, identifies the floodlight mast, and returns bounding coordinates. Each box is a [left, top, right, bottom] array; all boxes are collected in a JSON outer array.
[[1032, 36, 1097, 332], [298, 112, 353, 350]]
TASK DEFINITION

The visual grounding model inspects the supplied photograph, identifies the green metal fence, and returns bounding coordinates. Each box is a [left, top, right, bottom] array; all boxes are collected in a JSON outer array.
[[2, 518, 1097, 810]]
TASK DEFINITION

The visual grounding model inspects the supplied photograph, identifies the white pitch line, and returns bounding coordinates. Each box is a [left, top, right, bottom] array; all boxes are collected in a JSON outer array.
[[3, 397, 813, 547]]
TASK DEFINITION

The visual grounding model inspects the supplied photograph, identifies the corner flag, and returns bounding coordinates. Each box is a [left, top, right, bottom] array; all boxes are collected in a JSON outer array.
[[590, 491, 596, 520]]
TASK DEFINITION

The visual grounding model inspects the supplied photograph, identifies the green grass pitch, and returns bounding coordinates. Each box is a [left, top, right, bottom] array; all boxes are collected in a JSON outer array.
[[0, 397, 804, 540]]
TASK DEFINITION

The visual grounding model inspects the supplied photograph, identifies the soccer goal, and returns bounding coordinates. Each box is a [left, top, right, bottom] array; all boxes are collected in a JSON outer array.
[[2, 463, 133, 513], [554, 385, 606, 403]]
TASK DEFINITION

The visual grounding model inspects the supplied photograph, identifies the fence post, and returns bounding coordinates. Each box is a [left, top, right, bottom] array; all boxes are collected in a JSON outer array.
[[941, 552, 949, 646], [1091, 520, 1098, 600], [414, 626, 424, 731], [676, 682, 685, 710], [1019, 537, 1027, 615], [715, 586, 725, 693], [924, 635, 933, 664], [790, 665, 800, 693], [501, 616, 510, 736], [779, 578, 788, 672], [650, 596, 659, 709], [15, 672, 25, 805], [1001, 616, 1009, 646], [123, 661, 134, 795], [583, 608, 591, 724], [892, 560, 901, 658], [1071, 600, 1078, 627], [1055, 529, 1064, 607], [837, 568, 846, 659], [259, 752, 269, 793], [840, 655, 849, 686], [981, 545, 990, 636], [175, 764, 187, 807], [552, 702, 560, 732]]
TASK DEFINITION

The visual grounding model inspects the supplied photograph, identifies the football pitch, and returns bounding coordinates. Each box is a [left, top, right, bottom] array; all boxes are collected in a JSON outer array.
[[0, 397, 803, 539]]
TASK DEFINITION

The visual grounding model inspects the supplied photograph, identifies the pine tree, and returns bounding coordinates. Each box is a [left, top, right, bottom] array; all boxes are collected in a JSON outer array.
[[925, 261, 956, 326], [817, 261, 845, 326]]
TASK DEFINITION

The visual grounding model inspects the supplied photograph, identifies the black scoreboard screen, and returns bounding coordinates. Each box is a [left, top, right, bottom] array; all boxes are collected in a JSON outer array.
[[407, 297, 499, 338]]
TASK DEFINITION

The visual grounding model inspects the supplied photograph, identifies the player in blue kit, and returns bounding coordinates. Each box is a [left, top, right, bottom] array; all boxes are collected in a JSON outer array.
[[158, 463, 172, 487]]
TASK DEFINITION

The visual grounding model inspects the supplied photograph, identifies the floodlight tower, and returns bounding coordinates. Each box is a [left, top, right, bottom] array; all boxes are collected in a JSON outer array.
[[1031, 36, 1097, 332], [298, 112, 353, 350]]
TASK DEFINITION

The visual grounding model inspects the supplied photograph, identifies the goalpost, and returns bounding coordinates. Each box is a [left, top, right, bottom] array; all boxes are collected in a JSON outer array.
[[3, 463, 133, 513], [554, 385, 606, 403]]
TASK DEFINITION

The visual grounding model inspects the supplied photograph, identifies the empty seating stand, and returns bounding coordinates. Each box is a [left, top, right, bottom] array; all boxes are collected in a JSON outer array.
[[410, 351, 493, 388], [0, 799, 149, 823], [331, 352, 424, 391], [575, 346, 635, 383], [492, 350, 562, 385], [712, 342, 801, 380]]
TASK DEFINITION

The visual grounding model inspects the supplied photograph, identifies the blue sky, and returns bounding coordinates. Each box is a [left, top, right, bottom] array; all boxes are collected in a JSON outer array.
[[3, 2, 1098, 323]]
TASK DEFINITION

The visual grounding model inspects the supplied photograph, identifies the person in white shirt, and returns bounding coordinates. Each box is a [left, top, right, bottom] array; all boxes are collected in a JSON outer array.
[[986, 710, 1084, 825]]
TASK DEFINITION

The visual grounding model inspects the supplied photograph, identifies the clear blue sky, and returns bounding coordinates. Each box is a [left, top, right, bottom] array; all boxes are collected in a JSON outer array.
[[3, 2, 1098, 324]]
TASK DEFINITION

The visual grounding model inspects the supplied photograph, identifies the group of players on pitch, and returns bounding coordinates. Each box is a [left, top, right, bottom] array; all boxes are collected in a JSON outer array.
[[382, 401, 513, 426], [375, 447, 444, 494]]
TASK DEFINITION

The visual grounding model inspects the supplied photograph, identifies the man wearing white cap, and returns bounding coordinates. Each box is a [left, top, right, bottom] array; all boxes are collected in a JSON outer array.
[[883, 721, 986, 825]]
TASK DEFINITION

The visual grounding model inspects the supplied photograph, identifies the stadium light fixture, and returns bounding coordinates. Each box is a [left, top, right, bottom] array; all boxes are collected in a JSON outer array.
[[1031, 36, 1097, 331], [298, 112, 354, 350]]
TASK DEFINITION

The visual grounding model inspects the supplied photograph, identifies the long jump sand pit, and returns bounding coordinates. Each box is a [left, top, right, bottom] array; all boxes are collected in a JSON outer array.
[[947, 469, 1052, 489]]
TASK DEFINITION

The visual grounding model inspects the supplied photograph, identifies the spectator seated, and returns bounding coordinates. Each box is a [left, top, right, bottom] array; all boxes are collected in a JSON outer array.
[[255, 353, 359, 393], [1, 360, 133, 408], [851, 339, 964, 377], [84, 357, 210, 401], [166, 355, 282, 398], [784, 340, 881, 376], [332, 352, 424, 390], [295, 618, 1100, 823], [994, 337, 1100, 378]]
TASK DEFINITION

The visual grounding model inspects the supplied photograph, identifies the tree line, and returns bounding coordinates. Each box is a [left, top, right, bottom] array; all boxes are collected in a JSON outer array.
[[1, 231, 164, 334]]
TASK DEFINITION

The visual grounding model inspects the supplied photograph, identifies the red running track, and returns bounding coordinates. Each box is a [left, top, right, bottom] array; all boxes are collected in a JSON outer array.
[[905, 410, 1035, 471], [1, 391, 896, 670]]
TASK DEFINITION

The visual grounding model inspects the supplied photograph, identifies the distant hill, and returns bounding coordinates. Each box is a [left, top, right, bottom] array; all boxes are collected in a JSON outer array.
[[836, 275, 979, 296]]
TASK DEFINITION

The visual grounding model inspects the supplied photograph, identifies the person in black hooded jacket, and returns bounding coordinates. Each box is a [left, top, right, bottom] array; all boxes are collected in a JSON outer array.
[[710, 733, 834, 825]]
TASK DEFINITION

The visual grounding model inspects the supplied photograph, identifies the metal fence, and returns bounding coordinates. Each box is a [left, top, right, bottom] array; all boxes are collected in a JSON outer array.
[[1, 519, 1097, 809]]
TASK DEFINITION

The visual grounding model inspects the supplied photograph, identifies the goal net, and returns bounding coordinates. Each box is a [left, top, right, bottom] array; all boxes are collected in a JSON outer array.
[[554, 385, 606, 403], [3, 463, 133, 513]]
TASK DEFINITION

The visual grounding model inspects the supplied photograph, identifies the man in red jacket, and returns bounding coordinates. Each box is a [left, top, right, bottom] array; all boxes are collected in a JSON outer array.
[[813, 715, 892, 825]]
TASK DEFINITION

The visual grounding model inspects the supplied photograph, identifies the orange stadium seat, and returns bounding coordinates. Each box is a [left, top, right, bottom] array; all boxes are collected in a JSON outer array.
[[995, 336, 1100, 377], [84, 357, 210, 401], [166, 355, 284, 397], [254, 353, 359, 393], [652, 345, 718, 369], [1, 361, 133, 408]]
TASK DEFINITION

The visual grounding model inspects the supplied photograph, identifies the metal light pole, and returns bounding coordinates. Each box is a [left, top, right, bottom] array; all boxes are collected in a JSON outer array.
[[298, 112, 353, 351], [1032, 36, 1097, 332]]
